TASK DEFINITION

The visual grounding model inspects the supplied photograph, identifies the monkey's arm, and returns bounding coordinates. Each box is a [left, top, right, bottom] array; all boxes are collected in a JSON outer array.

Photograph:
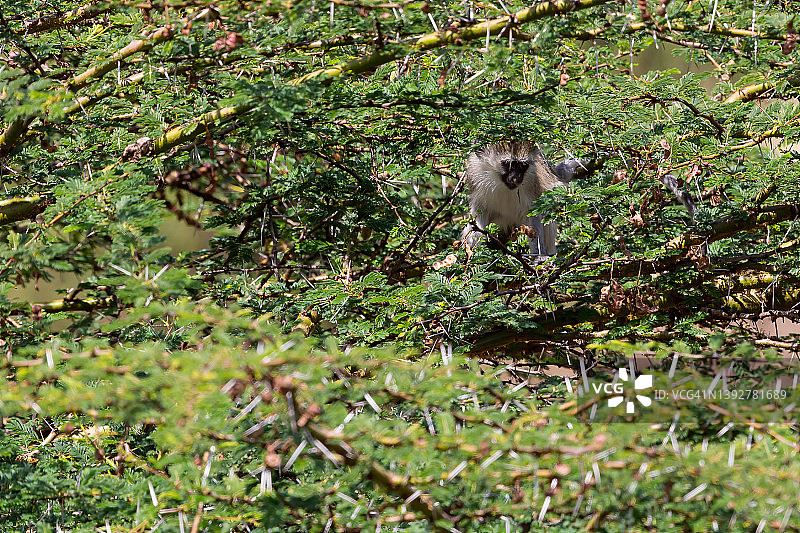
[[553, 158, 586, 182], [553, 156, 606, 182]]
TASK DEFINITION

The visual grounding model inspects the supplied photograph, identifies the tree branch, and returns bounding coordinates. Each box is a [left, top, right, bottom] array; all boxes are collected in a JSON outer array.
[[13, 4, 110, 35], [36, 296, 116, 313], [67, 23, 178, 92], [0, 196, 43, 226], [123, 103, 255, 160], [293, 0, 612, 85], [0, 117, 34, 159], [666, 203, 800, 252]]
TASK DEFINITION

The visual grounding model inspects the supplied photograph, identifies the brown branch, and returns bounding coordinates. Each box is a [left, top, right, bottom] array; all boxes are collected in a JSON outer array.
[[631, 94, 725, 138], [466, 224, 538, 275], [665, 20, 788, 41], [160, 194, 202, 228], [625, 19, 788, 41], [43, 166, 126, 229], [672, 97, 725, 138], [542, 217, 609, 287], [164, 180, 229, 207], [13, 4, 110, 35], [389, 172, 464, 275]]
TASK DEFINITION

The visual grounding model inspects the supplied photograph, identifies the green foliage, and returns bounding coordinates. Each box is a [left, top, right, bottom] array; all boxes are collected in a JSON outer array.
[[2, 0, 800, 530], [3, 303, 799, 531]]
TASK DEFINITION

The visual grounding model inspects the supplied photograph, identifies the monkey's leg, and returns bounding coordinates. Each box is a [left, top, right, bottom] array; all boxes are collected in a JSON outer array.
[[539, 221, 558, 256], [526, 215, 557, 256], [526, 215, 543, 255]]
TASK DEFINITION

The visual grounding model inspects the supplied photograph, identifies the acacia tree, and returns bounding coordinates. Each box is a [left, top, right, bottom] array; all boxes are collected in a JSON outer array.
[[1, 0, 799, 531]]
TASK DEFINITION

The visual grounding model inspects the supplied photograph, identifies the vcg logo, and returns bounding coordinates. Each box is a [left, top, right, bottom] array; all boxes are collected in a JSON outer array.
[[592, 368, 654, 413]]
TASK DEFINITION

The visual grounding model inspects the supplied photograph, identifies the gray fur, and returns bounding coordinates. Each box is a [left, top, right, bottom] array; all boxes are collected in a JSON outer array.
[[661, 173, 697, 218]]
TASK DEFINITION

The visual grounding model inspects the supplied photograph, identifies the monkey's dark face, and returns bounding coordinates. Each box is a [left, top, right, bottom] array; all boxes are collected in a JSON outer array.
[[500, 159, 529, 190]]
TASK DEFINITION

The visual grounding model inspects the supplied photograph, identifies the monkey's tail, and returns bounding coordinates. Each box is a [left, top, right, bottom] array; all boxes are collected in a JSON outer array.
[[661, 173, 698, 219]]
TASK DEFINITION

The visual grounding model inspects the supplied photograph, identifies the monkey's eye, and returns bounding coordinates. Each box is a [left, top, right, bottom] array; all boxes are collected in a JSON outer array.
[[500, 160, 510, 171], [508, 161, 528, 175]]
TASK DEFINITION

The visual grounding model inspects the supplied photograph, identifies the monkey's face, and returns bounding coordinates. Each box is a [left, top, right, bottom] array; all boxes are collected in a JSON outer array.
[[499, 159, 529, 190]]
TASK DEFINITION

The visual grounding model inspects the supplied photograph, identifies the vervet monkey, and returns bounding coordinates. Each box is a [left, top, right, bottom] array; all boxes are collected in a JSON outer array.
[[461, 142, 566, 255]]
